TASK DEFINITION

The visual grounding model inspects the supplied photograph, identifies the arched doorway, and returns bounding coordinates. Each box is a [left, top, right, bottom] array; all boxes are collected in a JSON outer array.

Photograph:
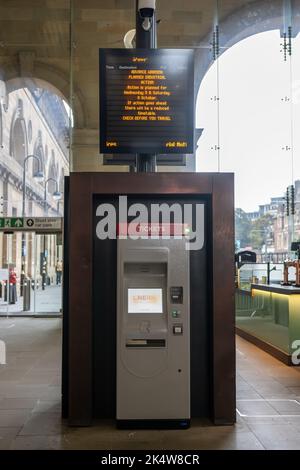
[[0, 77, 69, 316]]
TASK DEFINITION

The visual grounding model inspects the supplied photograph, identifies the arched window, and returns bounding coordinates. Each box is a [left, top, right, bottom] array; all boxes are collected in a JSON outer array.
[[47, 154, 57, 194], [28, 120, 32, 143], [59, 167, 65, 194], [10, 99, 27, 166], [32, 130, 45, 180]]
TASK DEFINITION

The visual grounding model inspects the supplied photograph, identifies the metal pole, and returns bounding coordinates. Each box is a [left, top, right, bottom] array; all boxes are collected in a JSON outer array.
[[43, 182, 48, 290], [44, 178, 60, 216], [135, 0, 157, 173], [6, 239, 10, 318], [42, 178, 60, 290], [57, 199, 64, 215], [22, 163, 26, 217], [34, 231, 37, 313], [287, 214, 292, 255], [44, 184, 47, 215], [21, 160, 27, 296], [21, 155, 43, 296], [69, 0, 74, 173]]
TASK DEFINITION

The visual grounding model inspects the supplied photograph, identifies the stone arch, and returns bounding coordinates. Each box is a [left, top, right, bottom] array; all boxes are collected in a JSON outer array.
[[0, 60, 86, 129], [9, 98, 28, 166], [194, 0, 300, 98]]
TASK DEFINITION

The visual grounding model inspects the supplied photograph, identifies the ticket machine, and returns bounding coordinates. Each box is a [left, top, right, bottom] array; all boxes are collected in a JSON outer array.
[[116, 236, 190, 427]]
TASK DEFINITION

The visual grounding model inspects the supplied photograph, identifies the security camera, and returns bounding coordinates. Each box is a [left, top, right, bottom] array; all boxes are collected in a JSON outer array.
[[138, 0, 156, 17], [138, 0, 156, 31]]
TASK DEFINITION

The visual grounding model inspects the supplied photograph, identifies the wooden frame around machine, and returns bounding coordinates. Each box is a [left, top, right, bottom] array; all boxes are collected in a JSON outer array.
[[64, 172, 235, 426]]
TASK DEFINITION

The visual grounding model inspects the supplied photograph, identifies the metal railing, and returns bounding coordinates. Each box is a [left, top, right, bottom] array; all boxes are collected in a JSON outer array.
[[256, 252, 294, 263]]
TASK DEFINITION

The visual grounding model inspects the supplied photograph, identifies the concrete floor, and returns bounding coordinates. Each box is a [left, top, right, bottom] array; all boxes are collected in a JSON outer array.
[[0, 318, 300, 450]]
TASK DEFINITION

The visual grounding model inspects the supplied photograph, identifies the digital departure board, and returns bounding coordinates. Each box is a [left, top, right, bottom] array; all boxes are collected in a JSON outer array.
[[99, 49, 195, 154]]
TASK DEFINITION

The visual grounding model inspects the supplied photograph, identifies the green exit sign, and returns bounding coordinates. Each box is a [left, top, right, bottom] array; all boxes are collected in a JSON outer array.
[[0, 218, 24, 228]]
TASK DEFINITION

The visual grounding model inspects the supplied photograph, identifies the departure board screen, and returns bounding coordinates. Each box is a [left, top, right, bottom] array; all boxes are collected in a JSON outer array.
[[99, 49, 195, 154]]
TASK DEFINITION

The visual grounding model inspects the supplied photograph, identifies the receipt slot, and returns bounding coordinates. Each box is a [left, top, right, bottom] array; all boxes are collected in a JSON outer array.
[[117, 237, 190, 428]]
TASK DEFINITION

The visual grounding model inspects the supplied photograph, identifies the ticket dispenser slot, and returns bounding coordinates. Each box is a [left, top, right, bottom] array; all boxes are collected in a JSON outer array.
[[117, 238, 190, 426]]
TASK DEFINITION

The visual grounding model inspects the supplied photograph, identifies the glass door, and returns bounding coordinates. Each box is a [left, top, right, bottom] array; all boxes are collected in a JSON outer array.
[[0, 231, 62, 316], [0, 231, 23, 315], [33, 233, 62, 316]]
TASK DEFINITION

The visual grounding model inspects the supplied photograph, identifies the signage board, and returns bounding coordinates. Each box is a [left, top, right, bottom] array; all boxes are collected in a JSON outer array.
[[0, 217, 62, 232], [99, 48, 195, 154], [24, 217, 62, 232], [0, 218, 23, 228]]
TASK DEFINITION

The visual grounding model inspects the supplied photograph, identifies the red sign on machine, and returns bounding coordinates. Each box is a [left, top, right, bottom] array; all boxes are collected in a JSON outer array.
[[117, 223, 190, 237]]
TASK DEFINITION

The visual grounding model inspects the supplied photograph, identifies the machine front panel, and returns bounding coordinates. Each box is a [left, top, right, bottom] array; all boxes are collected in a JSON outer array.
[[117, 238, 190, 421]]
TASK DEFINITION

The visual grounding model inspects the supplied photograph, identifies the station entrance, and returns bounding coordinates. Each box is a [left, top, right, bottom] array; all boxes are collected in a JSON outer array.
[[0, 217, 63, 317]]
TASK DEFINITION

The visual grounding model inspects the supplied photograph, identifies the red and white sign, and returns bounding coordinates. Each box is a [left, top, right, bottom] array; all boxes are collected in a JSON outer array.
[[117, 223, 190, 237]]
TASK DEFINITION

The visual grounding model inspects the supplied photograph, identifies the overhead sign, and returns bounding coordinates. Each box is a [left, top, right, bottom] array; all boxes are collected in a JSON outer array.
[[24, 217, 62, 231], [99, 49, 195, 154], [0, 218, 23, 228], [0, 217, 62, 232]]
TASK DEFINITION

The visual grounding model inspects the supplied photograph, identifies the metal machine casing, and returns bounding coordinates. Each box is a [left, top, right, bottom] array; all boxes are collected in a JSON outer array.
[[117, 237, 190, 424]]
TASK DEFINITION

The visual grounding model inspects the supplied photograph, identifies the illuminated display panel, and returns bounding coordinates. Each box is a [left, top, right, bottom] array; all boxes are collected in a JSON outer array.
[[128, 288, 163, 314], [99, 49, 194, 154]]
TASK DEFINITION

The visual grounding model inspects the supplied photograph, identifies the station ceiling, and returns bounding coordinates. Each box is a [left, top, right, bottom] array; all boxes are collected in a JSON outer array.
[[0, 0, 259, 55]]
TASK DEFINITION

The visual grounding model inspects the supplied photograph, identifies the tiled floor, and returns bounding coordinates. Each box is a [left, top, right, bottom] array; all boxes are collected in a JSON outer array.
[[0, 318, 300, 449]]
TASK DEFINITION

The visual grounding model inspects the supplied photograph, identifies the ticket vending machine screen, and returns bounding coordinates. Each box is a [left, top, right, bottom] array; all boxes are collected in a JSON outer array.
[[128, 288, 163, 314]]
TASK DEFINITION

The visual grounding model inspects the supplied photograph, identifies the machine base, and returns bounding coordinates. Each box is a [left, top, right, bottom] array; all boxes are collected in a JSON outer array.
[[116, 419, 190, 430]]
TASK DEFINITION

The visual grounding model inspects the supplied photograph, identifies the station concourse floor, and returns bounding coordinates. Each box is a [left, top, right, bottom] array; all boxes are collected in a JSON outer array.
[[1, 318, 300, 450]]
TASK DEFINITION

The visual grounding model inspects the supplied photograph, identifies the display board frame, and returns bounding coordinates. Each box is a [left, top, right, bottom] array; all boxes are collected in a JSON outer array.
[[99, 48, 195, 155]]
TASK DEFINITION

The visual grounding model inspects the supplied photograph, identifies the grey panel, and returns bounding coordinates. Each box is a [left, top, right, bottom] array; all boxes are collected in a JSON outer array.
[[117, 238, 190, 420]]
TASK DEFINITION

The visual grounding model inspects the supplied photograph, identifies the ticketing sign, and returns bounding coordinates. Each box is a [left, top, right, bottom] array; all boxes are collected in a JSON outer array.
[[99, 49, 195, 154]]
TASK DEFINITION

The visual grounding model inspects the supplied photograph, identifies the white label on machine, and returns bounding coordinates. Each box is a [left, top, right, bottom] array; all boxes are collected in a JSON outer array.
[[128, 288, 163, 314]]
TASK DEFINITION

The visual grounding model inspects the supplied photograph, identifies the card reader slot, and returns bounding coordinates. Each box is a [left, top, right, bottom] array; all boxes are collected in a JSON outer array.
[[126, 339, 166, 348]]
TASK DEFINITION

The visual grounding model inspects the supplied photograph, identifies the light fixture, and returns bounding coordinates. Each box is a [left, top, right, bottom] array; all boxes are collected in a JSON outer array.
[[52, 190, 61, 201], [124, 29, 136, 48], [33, 170, 44, 182]]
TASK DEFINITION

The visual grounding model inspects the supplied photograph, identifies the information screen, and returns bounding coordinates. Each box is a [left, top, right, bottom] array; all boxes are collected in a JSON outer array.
[[99, 49, 194, 154], [128, 288, 163, 314]]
